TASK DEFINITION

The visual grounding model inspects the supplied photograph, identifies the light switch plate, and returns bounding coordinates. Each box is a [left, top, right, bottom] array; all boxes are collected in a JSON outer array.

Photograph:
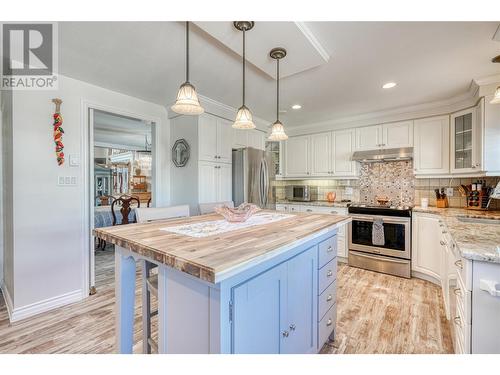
[[69, 154, 80, 167], [345, 187, 354, 195], [446, 188, 454, 197]]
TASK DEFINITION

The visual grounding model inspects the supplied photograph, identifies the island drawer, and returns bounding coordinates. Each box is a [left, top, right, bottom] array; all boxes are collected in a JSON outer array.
[[319, 258, 337, 294], [318, 279, 337, 321], [318, 235, 337, 268], [318, 303, 337, 348]]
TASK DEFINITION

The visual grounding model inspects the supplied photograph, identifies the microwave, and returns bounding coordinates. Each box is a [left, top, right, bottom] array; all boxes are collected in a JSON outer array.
[[285, 185, 318, 202]]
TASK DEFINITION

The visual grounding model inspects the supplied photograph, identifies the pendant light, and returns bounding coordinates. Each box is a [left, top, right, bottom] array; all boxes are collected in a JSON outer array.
[[268, 47, 288, 141], [232, 21, 256, 129], [171, 22, 204, 115], [491, 86, 500, 104]]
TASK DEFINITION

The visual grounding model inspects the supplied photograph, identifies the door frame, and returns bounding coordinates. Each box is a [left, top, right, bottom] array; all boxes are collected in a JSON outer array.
[[81, 100, 162, 296]]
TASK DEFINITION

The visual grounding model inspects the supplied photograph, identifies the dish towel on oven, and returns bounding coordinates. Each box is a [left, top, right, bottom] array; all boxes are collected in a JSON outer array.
[[372, 218, 385, 246]]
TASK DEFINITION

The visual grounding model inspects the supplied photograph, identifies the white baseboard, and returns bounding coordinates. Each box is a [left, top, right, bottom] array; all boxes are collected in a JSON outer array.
[[3, 288, 83, 322], [411, 270, 441, 286], [0, 280, 14, 321]]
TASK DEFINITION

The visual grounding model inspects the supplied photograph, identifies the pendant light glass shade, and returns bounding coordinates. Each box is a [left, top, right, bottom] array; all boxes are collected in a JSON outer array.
[[233, 105, 255, 129], [491, 86, 500, 104], [233, 22, 256, 129], [171, 22, 204, 116], [268, 47, 288, 141], [171, 82, 204, 115], [268, 120, 288, 141]]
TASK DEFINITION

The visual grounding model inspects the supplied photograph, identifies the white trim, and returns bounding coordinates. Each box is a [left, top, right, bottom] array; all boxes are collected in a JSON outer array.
[[411, 270, 441, 286], [294, 22, 330, 62], [0, 280, 14, 321], [473, 73, 500, 86], [81, 100, 163, 296], [5, 289, 83, 322]]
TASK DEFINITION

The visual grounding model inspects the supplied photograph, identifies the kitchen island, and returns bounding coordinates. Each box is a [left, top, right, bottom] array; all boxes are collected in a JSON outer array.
[[94, 211, 351, 354]]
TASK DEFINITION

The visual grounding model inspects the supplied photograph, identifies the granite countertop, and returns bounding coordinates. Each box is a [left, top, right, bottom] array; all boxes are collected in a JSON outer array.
[[413, 206, 500, 264], [94, 211, 351, 283], [276, 200, 353, 208]]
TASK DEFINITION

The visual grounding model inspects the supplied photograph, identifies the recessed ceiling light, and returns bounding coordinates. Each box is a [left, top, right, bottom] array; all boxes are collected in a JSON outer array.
[[382, 82, 397, 89], [292, 104, 302, 110]]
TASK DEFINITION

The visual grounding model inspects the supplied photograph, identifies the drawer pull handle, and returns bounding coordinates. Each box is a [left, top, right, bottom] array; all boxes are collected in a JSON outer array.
[[326, 319, 333, 327], [455, 260, 463, 270], [327, 245, 333, 252], [479, 279, 500, 297], [453, 316, 462, 327], [306, 209, 313, 212], [331, 211, 338, 214], [327, 270, 333, 277], [326, 294, 333, 302], [282, 330, 289, 338], [440, 240, 446, 246], [442, 230, 447, 234], [453, 288, 462, 297], [439, 224, 444, 227]]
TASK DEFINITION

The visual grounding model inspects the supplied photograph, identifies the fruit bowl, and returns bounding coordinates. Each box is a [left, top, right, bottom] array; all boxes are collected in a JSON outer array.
[[214, 203, 261, 222]]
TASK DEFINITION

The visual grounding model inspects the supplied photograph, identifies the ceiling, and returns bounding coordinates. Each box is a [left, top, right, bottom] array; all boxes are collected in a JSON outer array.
[[59, 22, 500, 128], [94, 110, 151, 149]]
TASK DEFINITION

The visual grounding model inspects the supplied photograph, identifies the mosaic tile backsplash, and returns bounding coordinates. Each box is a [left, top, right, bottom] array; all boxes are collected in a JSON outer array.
[[359, 161, 414, 206], [273, 162, 500, 209]]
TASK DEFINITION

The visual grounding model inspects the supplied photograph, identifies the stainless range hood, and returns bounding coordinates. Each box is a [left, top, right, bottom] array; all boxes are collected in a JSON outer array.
[[351, 147, 413, 163]]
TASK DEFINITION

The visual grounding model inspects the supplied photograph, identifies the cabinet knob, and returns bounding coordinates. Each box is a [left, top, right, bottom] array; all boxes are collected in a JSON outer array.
[[327, 270, 333, 277], [282, 330, 289, 338], [331, 211, 338, 214], [306, 209, 312, 212], [440, 240, 447, 246], [289, 324, 296, 331], [326, 294, 333, 302], [327, 245, 333, 252], [471, 165, 476, 169], [453, 288, 462, 297], [326, 319, 333, 327]]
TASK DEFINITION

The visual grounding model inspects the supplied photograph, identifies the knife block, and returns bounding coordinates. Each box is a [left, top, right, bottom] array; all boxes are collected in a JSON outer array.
[[436, 197, 448, 208]]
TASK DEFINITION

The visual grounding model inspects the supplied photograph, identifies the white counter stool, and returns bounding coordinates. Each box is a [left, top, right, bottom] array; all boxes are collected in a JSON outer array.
[[134, 205, 190, 353], [198, 201, 234, 215]]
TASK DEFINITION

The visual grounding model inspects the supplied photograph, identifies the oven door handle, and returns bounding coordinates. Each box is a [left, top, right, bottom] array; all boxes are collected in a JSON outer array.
[[350, 251, 410, 264], [349, 214, 410, 224]]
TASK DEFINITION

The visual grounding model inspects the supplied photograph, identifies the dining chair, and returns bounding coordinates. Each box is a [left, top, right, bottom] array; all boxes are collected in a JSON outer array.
[[198, 201, 234, 215], [111, 195, 140, 225], [135, 204, 190, 354]]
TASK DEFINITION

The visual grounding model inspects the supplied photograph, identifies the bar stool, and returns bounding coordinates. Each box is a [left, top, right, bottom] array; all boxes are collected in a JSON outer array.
[[134, 205, 190, 353]]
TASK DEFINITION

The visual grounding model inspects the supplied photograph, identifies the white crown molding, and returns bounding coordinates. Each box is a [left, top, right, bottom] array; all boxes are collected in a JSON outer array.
[[168, 93, 272, 133], [473, 73, 500, 86], [288, 87, 478, 136], [294, 22, 330, 62]]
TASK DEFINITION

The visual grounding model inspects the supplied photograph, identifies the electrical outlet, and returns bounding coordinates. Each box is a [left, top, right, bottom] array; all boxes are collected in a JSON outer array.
[[446, 187, 454, 197]]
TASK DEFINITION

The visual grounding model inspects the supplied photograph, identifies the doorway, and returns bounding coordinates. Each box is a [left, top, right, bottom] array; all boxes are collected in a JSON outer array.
[[87, 108, 157, 294]]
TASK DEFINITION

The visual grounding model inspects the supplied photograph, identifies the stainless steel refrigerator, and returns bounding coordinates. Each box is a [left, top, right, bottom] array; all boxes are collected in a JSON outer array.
[[232, 147, 276, 210]]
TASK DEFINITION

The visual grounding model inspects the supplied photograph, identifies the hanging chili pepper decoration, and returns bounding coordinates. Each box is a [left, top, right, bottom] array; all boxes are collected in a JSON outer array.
[[52, 98, 64, 166]]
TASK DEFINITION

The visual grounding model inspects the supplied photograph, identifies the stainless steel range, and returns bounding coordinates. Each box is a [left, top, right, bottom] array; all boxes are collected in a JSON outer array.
[[348, 204, 412, 278]]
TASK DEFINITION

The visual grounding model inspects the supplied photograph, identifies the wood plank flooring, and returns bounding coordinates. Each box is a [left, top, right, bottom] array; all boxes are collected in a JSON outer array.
[[0, 250, 452, 354]]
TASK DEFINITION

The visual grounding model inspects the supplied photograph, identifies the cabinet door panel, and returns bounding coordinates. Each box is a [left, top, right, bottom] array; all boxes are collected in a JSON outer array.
[[282, 248, 317, 354], [355, 125, 382, 151], [284, 136, 310, 177], [232, 263, 287, 354], [332, 129, 356, 176], [248, 130, 265, 151], [310, 133, 331, 176], [383, 121, 413, 148], [217, 118, 233, 163], [199, 115, 218, 162], [414, 116, 450, 175], [232, 127, 248, 149], [411, 214, 441, 281], [199, 162, 217, 204], [218, 163, 232, 202]]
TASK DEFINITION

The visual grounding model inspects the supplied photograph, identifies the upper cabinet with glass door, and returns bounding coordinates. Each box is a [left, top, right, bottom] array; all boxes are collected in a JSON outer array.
[[450, 102, 483, 174]]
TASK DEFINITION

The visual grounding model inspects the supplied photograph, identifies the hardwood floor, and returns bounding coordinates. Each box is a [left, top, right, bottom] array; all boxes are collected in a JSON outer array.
[[0, 253, 452, 354]]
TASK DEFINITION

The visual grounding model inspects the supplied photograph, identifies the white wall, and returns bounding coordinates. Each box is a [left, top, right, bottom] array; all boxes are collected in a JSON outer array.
[[6, 74, 169, 319]]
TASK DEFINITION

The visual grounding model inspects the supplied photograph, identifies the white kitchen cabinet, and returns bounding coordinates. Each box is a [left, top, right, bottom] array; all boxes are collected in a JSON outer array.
[[199, 114, 233, 164], [411, 213, 442, 282], [232, 127, 248, 149], [355, 125, 382, 151], [383, 121, 413, 148], [285, 135, 310, 177], [450, 106, 482, 174], [310, 132, 331, 176], [413, 115, 450, 175], [248, 129, 266, 151], [332, 129, 357, 177], [198, 161, 232, 204]]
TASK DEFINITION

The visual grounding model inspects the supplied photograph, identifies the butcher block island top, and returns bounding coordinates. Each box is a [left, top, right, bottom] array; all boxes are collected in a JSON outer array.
[[94, 211, 350, 283]]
